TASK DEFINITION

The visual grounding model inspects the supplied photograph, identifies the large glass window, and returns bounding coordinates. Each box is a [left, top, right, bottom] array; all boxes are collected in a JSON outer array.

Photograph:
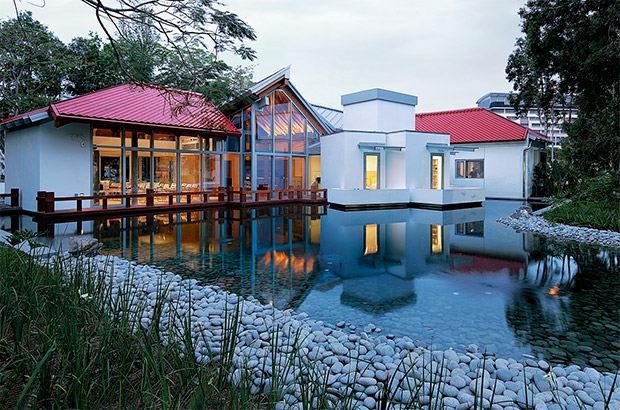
[[153, 133, 176, 150], [309, 155, 320, 189], [243, 154, 252, 189], [243, 106, 252, 152], [154, 153, 176, 191], [456, 160, 484, 178], [307, 124, 320, 154], [274, 91, 290, 152], [256, 155, 271, 190], [291, 106, 305, 153], [364, 153, 379, 190], [204, 136, 224, 151], [180, 135, 200, 150], [256, 95, 272, 151], [274, 156, 289, 190], [223, 154, 240, 188], [180, 153, 201, 191], [203, 154, 221, 189], [125, 130, 151, 148], [94, 128, 122, 147], [93, 147, 123, 205], [125, 151, 151, 193], [292, 157, 305, 189]]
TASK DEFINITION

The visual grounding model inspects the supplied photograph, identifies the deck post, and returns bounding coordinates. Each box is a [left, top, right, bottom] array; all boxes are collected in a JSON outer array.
[[218, 187, 225, 202], [227, 186, 233, 202], [186, 194, 192, 204], [37, 191, 46, 212], [168, 194, 174, 205], [146, 189, 154, 207], [102, 197, 108, 209], [202, 193, 208, 203], [311, 187, 317, 200], [125, 195, 131, 208], [288, 186, 293, 199], [240, 187, 246, 203], [297, 188, 302, 199], [45, 192, 55, 213], [77, 198, 82, 212], [10, 188, 19, 207]]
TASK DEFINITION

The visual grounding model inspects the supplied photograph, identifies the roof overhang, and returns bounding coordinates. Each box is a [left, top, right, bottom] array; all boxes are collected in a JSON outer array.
[[426, 143, 478, 154], [358, 142, 404, 151], [0, 110, 51, 131]]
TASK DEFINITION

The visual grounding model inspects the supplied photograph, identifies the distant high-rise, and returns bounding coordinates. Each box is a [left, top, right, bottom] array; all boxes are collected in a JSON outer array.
[[476, 92, 576, 147]]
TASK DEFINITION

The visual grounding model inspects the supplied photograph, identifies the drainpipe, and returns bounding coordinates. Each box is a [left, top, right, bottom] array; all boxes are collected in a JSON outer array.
[[522, 138, 533, 201]]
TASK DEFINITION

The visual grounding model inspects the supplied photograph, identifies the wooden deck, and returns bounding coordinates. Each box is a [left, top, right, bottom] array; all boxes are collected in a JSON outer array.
[[34, 187, 327, 221]]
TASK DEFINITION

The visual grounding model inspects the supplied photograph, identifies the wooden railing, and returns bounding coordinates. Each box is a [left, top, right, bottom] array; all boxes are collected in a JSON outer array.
[[35, 186, 327, 215], [0, 188, 19, 207]]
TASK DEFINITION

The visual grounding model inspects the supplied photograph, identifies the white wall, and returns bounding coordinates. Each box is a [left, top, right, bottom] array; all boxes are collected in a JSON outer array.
[[5, 121, 92, 211], [405, 131, 450, 189], [451, 141, 529, 199], [343, 99, 415, 132]]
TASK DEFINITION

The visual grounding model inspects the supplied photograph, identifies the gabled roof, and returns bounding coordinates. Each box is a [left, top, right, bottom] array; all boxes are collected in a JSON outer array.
[[416, 107, 547, 144], [1, 83, 240, 136]]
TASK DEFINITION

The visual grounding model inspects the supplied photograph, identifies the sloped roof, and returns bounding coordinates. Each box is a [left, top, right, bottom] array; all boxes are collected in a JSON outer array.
[[416, 107, 547, 144], [1, 83, 240, 136], [311, 104, 343, 131]]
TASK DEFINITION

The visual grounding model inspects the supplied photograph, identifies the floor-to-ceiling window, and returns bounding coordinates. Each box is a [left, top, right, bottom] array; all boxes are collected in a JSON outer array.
[[364, 153, 379, 190]]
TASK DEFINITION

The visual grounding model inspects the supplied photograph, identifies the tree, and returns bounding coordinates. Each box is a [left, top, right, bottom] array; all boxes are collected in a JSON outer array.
[[0, 11, 69, 118], [506, 0, 620, 181], [66, 33, 124, 95]]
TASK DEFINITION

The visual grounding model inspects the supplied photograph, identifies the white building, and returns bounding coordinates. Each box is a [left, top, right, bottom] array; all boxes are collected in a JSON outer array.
[[321, 89, 491, 209]]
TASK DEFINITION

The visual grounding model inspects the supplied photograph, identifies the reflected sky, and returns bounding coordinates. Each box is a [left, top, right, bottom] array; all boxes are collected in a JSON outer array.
[[8, 200, 618, 370]]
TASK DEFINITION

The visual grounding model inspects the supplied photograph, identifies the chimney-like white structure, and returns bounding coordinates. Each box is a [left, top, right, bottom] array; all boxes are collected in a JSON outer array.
[[341, 88, 418, 132]]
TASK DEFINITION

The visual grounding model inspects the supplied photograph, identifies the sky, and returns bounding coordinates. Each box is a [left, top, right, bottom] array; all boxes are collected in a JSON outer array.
[[1, 0, 525, 112]]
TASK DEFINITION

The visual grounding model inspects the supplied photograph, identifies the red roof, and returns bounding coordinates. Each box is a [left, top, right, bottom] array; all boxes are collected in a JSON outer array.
[[416, 107, 546, 144], [2, 83, 240, 136]]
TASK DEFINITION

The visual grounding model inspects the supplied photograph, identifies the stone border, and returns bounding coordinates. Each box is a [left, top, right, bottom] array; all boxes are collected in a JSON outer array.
[[498, 206, 620, 249], [53, 252, 619, 410]]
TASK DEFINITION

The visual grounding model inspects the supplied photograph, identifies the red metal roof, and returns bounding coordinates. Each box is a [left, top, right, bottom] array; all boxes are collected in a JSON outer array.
[[416, 107, 546, 144], [1, 107, 49, 124], [2, 83, 240, 136]]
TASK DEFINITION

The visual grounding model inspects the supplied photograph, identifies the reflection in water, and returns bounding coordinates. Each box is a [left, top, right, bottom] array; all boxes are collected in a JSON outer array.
[[12, 200, 619, 371]]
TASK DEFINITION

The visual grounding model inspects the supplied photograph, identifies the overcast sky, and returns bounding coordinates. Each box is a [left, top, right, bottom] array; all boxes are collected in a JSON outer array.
[[1, 0, 525, 112]]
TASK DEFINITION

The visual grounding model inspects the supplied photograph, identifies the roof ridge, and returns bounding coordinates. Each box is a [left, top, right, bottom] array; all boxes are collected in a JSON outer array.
[[416, 107, 484, 116], [311, 103, 343, 113]]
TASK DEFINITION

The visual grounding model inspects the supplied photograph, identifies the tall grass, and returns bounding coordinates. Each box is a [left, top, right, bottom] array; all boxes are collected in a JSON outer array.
[[544, 200, 620, 232]]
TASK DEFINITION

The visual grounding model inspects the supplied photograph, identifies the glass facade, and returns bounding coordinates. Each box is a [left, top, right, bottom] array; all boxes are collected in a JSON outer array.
[[91, 88, 325, 204]]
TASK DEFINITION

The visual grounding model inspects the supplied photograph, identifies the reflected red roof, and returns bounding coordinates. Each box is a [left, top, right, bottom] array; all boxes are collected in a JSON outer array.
[[416, 107, 546, 144], [3, 83, 240, 136]]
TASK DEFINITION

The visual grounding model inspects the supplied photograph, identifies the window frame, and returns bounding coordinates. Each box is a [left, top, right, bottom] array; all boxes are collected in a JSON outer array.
[[455, 159, 484, 179], [363, 152, 380, 190]]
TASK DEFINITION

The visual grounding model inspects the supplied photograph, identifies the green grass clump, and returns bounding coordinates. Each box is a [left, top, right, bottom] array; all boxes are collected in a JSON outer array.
[[543, 200, 620, 232], [0, 246, 268, 409]]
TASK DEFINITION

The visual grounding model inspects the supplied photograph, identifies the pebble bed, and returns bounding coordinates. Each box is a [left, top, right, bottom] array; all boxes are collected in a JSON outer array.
[[497, 207, 620, 248], [59, 252, 620, 410]]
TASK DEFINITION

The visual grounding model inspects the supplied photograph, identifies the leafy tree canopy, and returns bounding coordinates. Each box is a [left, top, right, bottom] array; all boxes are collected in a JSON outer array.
[[506, 0, 620, 181]]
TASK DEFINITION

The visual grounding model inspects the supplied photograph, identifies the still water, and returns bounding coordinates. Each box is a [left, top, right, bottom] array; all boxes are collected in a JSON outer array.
[[7, 201, 619, 371]]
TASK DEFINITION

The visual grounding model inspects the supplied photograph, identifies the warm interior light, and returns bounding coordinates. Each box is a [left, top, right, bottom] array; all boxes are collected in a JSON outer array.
[[431, 225, 442, 253], [364, 224, 378, 255]]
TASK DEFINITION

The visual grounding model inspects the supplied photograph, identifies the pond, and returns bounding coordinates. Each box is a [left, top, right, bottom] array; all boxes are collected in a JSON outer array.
[[6, 200, 619, 371]]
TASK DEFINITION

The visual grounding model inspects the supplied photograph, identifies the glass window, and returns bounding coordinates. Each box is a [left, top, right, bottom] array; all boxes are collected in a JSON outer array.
[[125, 150, 151, 194], [431, 154, 443, 189], [243, 106, 252, 152], [125, 130, 151, 148], [256, 155, 272, 190], [307, 123, 319, 154], [364, 224, 378, 256], [154, 153, 176, 191], [230, 111, 242, 130], [274, 156, 289, 190], [273, 90, 290, 152], [256, 95, 272, 151], [93, 147, 123, 205], [223, 153, 240, 188], [431, 225, 443, 253], [456, 160, 484, 178], [180, 135, 200, 150], [204, 136, 224, 151], [180, 153, 201, 191], [243, 154, 252, 189], [292, 106, 305, 153], [455, 221, 484, 237], [203, 154, 221, 189], [364, 153, 379, 190], [93, 128, 121, 147], [309, 155, 321, 189], [292, 157, 305, 189], [226, 136, 240, 152], [153, 133, 177, 150]]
